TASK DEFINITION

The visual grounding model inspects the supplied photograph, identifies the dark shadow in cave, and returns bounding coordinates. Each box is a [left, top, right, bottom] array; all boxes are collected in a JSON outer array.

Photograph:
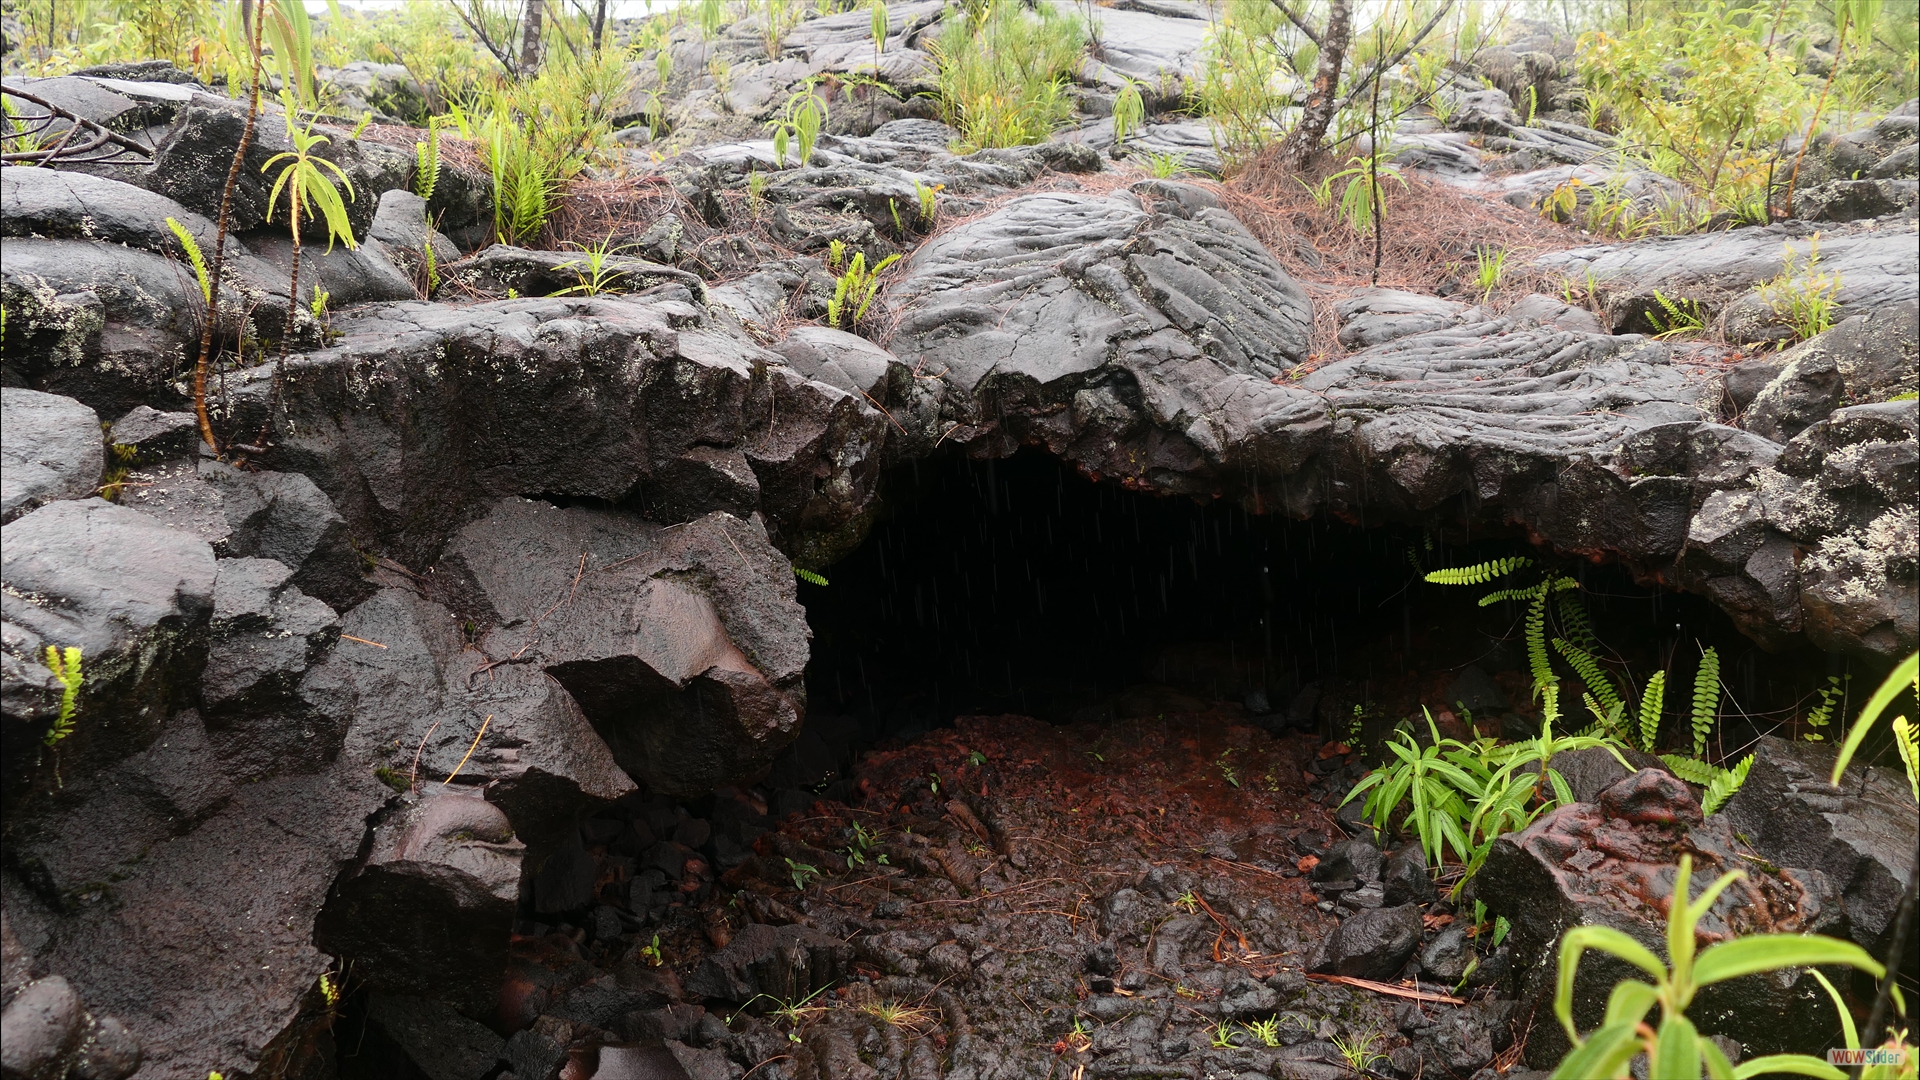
[[801, 450, 1847, 749]]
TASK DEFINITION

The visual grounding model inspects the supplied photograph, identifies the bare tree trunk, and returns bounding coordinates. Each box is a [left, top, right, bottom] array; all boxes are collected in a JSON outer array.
[[270, 198, 303, 439], [1277, 0, 1352, 169], [592, 0, 608, 52], [519, 0, 545, 78]]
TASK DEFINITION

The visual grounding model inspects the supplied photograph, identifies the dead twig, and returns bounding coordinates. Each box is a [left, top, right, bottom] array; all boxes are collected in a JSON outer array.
[[442, 714, 493, 785], [408, 719, 443, 792], [1304, 972, 1465, 1004]]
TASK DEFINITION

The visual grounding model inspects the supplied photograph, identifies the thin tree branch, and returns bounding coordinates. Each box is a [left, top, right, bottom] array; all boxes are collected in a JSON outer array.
[[446, 0, 520, 76], [1267, 0, 1323, 47], [1333, 0, 1455, 116]]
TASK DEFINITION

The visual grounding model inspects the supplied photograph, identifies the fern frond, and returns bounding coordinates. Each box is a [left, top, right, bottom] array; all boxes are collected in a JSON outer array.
[[1526, 591, 1554, 697], [1802, 676, 1842, 741], [165, 217, 212, 304], [1661, 754, 1722, 787], [1556, 637, 1623, 715], [1638, 671, 1665, 752], [1425, 557, 1530, 586], [1556, 590, 1601, 654], [1702, 754, 1752, 815], [1691, 646, 1721, 757], [793, 568, 828, 586], [1540, 682, 1562, 729]]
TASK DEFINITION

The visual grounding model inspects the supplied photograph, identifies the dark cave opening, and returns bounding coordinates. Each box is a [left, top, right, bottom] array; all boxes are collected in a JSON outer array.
[[800, 450, 1849, 751]]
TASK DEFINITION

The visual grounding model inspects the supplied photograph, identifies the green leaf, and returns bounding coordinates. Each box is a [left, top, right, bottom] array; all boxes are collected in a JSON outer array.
[[1831, 652, 1918, 784], [1550, 1019, 1644, 1080], [1601, 979, 1659, 1028], [1557, 926, 1669, 1041], [1692, 934, 1884, 988], [1652, 1012, 1702, 1080], [1805, 969, 1856, 1051], [1729, 1054, 1847, 1079]]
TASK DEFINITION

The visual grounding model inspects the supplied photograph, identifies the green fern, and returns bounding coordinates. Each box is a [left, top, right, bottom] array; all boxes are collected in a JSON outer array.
[[1526, 591, 1554, 698], [1556, 638, 1623, 716], [794, 568, 828, 586], [1648, 289, 1707, 339], [165, 217, 212, 305], [1638, 671, 1665, 752], [42, 645, 82, 746], [415, 116, 443, 202], [1701, 754, 1752, 815], [1556, 590, 1601, 654], [1691, 647, 1721, 757], [1661, 753, 1721, 787], [1801, 675, 1843, 742], [1425, 557, 1530, 586], [1478, 585, 1538, 607]]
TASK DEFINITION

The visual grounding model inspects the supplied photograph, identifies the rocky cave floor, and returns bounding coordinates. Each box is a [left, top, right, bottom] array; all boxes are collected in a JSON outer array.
[[380, 700, 1520, 1080]]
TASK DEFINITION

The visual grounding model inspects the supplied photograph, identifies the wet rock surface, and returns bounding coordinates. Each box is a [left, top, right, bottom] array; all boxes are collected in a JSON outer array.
[[3, 6, 1917, 1077], [0, 389, 102, 524], [1477, 769, 1852, 1067]]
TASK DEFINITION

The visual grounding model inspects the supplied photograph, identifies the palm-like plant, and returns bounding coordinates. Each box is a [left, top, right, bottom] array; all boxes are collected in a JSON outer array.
[[262, 105, 357, 388]]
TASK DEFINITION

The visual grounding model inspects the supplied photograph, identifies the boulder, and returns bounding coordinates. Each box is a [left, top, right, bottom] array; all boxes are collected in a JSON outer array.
[[1719, 735, 1918, 958], [1381, 843, 1435, 907], [335, 995, 504, 1080], [1504, 292, 1606, 335], [143, 93, 399, 244], [1311, 839, 1384, 885], [0, 166, 230, 260], [1791, 178, 1918, 222], [242, 230, 418, 308], [1534, 226, 1917, 337], [1531, 745, 1671, 806], [685, 922, 853, 1004], [432, 498, 809, 798], [1099, 887, 1157, 945], [1306, 904, 1423, 981], [1334, 289, 1477, 349], [0, 499, 216, 796], [0, 236, 289, 417], [117, 460, 374, 613], [0, 388, 102, 523], [1477, 770, 1850, 1066], [366, 188, 458, 277], [316, 789, 525, 1020], [106, 406, 199, 465], [299, 584, 635, 846], [207, 296, 885, 570], [0, 976, 87, 1080], [22, 770, 383, 1077], [200, 558, 341, 766]]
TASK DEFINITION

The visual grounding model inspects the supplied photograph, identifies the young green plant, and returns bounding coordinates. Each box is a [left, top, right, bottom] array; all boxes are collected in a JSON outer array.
[[1549, 854, 1883, 1080], [262, 103, 357, 404], [824, 241, 900, 332]]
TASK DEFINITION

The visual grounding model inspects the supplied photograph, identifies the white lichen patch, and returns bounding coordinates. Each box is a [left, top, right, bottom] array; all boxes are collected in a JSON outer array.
[[1805, 505, 1920, 603]]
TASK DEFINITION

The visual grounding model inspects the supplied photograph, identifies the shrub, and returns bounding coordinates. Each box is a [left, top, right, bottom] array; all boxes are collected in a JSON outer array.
[[1578, 3, 1812, 210], [932, 0, 1084, 150]]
